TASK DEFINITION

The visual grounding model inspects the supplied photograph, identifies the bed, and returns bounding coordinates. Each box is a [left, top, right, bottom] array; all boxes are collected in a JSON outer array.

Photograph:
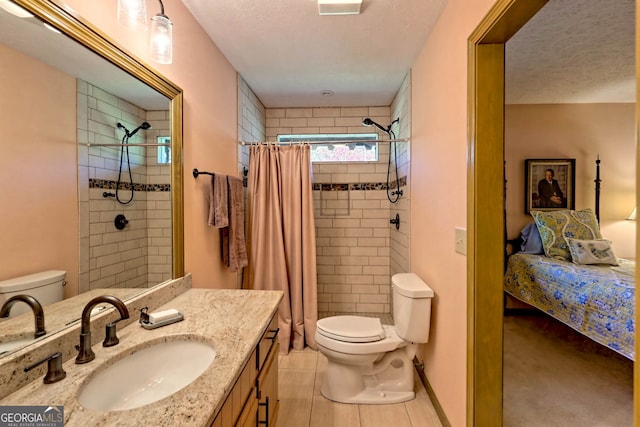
[[504, 159, 635, 361], [504, 253, 635, 360]]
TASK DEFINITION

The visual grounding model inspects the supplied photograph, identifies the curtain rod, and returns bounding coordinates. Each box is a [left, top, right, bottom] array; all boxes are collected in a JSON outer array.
[[84, 143, 170, 147], [238, 138, 409, 146]]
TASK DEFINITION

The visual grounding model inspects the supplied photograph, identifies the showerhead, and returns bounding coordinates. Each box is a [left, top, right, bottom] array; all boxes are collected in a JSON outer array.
[[117, 121, 152, 138], [128, 121, 152, 137], [362, 117, 389, 134]]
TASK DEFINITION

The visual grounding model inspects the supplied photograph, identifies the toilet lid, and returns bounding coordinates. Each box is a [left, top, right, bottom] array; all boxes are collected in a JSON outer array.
[[316, 316, 385, 343]]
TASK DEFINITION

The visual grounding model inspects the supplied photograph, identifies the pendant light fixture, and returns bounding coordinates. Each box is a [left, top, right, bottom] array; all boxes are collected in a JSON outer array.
[[149, 0, 173, 64], [117, 0, 173, 65], [117, 0, 147, 32]]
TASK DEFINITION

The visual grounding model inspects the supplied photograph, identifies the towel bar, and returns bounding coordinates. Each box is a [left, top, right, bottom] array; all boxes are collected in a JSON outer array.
[[193, 168, 248, 179]]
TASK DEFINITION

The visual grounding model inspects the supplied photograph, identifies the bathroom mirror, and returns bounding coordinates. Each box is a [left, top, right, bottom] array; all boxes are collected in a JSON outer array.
[[0, 0, 184, 356]]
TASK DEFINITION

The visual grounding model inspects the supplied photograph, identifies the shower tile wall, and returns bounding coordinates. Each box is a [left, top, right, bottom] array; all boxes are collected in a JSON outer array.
[[266, 106, 396, 315], [237, 75, 266, 287], [390, 73, 411, 277], [144, 110, 172, 285], [238, 74, 266, 167], [77, 80, 171, 293]]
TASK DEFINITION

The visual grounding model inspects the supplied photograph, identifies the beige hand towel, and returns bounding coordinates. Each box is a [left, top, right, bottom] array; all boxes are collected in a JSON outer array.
[[227, 176, 248, 272], [208, 174, 229, 228]]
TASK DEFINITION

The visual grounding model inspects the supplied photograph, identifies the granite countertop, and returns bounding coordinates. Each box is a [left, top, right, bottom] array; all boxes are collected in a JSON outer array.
[[0, 288, 283, 426]]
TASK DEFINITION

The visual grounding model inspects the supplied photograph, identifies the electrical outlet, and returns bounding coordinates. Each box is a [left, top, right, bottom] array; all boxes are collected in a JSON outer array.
[[455, 227, 467, 255]]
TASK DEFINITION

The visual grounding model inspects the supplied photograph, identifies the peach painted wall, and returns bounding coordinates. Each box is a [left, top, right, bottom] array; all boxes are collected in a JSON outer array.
[[410, 0, 497, 425], [60, 0, 240, 289], [0, 43, 79, 296], [505, 103, 636, 258]]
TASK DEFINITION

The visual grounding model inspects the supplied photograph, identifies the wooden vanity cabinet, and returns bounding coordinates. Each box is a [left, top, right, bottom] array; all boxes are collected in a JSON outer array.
[[210, 313, 279, 427]]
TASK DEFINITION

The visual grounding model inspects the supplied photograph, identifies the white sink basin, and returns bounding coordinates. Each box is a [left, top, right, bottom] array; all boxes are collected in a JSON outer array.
[[78, 338, 216, 411]]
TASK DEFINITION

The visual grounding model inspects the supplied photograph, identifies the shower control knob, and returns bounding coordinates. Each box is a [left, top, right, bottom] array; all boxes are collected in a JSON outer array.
[[389, 213, 400, 230], [114, 214, 128, 230]]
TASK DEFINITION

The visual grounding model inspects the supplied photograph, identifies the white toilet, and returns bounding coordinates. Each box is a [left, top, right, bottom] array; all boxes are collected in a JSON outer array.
[[0, 270, 66, 317], [315, 272, 434, 404]]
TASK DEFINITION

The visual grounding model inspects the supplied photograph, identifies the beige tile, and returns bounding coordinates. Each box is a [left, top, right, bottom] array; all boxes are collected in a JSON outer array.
[[358, 403, 412, 427], [310, 395, 360, 427], [413, 373, 428, 399], [279, 348, 319, 370], [314, 354, 328, 396], [405, 398, 443, 426], [277, 368, 315, 427]]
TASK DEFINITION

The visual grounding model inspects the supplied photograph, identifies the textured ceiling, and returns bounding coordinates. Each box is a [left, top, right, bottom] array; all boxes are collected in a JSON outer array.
[[183, 0, 635, 107], [506, 0, 635, 104], [181, 0, 447, 108]]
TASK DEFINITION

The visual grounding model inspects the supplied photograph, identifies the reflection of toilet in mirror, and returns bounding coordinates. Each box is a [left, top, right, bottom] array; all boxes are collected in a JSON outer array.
[[0, 271, 66, 318], [315, 273, 434, 404]]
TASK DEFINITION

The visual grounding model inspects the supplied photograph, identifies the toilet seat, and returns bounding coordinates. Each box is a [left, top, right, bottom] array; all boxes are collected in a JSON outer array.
[[317, 316, 385, 342], [316, 321, 405, 355]]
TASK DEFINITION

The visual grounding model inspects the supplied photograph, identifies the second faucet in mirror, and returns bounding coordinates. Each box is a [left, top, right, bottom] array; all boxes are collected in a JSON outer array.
[[0, 294, 46, 338]]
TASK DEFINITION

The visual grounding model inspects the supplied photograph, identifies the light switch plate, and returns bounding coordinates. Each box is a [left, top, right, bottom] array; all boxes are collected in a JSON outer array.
[[455, 227, 467, 255]]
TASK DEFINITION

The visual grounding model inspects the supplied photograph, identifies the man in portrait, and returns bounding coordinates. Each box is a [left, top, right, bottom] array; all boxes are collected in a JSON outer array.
[[537, 168, 565, 208]]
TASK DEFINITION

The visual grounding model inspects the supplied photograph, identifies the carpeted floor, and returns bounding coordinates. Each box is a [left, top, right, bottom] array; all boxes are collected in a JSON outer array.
[[503, 313, 633, 426]]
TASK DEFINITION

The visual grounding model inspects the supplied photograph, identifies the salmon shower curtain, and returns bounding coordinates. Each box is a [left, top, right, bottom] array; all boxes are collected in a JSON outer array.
[[247, 144, 317, 353]]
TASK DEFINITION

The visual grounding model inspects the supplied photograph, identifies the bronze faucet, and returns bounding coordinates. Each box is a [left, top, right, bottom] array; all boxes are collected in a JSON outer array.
[[75, 295, 129, 364], [0, 294, 46, 338]]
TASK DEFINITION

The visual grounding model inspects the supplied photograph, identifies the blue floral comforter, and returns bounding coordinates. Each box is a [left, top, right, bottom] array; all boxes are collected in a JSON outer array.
[[504, 253, 635, 360]]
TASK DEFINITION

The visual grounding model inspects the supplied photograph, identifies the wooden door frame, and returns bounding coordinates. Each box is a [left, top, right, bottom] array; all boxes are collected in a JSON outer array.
[[467, 1, 558, 425]]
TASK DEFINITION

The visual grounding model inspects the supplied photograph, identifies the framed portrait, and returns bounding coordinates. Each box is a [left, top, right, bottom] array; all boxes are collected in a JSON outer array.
[[525, 158, 575, 213]]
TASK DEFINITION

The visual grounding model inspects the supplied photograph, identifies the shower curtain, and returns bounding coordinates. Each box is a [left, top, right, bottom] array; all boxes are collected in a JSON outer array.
[[247, 144, 318, 353]]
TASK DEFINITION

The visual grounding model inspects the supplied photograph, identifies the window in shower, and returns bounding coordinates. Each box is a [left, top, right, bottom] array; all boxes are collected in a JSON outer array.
[[277, 133, 379, 162], [157, 136, 171, 164]]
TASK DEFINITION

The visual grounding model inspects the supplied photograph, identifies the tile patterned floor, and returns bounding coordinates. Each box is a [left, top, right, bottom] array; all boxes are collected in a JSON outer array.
[[275, 347, 443, 427]]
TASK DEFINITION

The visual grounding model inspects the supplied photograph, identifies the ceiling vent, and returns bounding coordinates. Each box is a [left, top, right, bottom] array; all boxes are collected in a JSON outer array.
[[318, 0, 363, 16]]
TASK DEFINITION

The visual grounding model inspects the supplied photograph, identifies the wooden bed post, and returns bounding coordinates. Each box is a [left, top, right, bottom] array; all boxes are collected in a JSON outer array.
[[595, 156, 601, 223]]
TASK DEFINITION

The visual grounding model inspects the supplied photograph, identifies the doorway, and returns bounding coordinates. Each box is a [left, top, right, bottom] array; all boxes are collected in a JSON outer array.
[[467, 0, 638, 425]]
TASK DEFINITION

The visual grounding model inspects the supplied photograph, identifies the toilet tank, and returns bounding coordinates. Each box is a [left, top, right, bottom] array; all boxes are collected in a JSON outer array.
[[392, 273, 434, 343], [0, 270, 66, 318]]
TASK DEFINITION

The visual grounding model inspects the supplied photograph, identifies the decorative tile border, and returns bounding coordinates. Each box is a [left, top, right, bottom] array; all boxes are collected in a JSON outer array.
[[312, 176, 407, 191], [89, 178, 171, 192]]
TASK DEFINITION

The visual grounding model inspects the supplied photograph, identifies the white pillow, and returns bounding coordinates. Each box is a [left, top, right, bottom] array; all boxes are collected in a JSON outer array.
[[566, 238, 618, 266]]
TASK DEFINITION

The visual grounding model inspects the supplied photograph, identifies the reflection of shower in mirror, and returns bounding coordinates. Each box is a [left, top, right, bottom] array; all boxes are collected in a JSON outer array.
[[104, 121, 152, 205]]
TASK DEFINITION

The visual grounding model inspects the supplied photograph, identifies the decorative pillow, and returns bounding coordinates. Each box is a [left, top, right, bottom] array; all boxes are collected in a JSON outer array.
[[519, 222, 544, 254], [530, 209, 602, 261], [566, 238, 618, 265]]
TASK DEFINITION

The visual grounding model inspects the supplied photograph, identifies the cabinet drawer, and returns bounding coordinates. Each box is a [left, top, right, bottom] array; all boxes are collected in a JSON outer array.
[[256, 313, 279, 371], [232, 350, 257, 421], [237, 390, 258, 427], [257, 341, 279, 427]]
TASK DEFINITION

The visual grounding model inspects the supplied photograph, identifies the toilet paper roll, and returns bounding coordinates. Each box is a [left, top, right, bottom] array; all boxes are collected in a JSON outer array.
[[148, 309, 181, 324]]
